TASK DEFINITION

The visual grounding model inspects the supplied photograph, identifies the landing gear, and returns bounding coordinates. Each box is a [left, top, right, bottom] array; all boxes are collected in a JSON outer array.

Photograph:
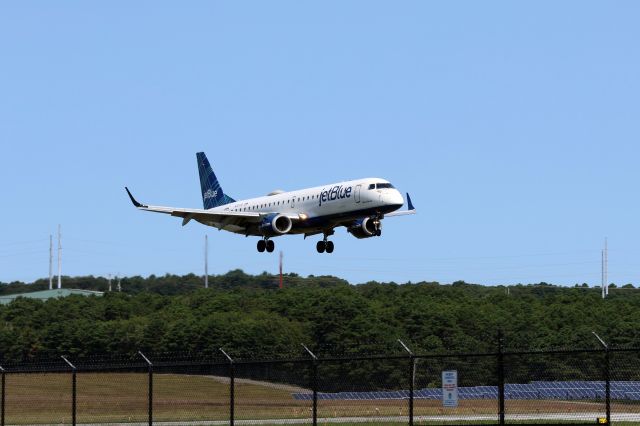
[[316, 231, 335, 254], [325, 240, 334, 253], [372, 216, 382, 237], [257, 238, 275, 253]]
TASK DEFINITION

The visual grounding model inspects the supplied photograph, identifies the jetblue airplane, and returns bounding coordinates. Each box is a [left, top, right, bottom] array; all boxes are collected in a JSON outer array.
[[125, 152, 416, 253]]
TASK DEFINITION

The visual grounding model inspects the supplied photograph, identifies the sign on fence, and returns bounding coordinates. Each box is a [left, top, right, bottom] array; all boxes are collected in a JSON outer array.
[[442, 370, 458, 407]]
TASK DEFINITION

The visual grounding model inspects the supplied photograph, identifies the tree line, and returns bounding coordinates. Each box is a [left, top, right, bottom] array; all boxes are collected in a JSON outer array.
[[0, 271, 638, 388]]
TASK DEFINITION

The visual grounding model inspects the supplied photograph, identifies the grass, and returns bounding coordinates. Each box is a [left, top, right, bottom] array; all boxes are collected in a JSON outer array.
[[3, 373, 640, 424]]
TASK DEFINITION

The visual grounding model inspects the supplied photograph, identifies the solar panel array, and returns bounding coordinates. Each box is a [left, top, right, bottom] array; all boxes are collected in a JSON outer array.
[[292, 381, 640, 401]]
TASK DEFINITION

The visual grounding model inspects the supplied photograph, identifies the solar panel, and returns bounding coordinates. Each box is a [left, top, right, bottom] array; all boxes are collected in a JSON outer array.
[[506, 390, 538, 400], [294, 380, 640, 402], [538, 388, 567, 399], [567, 389, 594, 399], [610, 390, 626, 399]]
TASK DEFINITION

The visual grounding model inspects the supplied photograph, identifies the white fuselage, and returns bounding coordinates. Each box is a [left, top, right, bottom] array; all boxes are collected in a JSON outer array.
[[209, 178, 404, 235]]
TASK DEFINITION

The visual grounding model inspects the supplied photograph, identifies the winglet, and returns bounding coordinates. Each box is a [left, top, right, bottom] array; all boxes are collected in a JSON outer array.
[[125, 187, 147, 208], [407, 193, 415, 211]]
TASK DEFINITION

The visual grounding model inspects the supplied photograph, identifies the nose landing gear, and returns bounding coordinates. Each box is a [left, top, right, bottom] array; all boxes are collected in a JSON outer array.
[[373, 216, 382, 237]]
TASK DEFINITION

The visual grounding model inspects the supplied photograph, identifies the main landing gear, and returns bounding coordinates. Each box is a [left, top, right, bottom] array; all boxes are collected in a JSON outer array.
[[257, 238, 275, 253], [316, 231, 335, 254]]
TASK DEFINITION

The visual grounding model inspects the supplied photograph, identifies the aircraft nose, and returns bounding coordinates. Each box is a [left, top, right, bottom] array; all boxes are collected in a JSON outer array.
[[386, 189, 404, 206]]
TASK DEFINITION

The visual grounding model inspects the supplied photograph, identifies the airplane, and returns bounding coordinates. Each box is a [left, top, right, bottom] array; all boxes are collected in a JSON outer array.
[[125, 152, 416, 254]]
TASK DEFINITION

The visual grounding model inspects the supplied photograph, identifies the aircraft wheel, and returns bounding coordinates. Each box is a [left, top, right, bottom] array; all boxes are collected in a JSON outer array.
[[266, 239, 275, 253], [257, 240, 266, 252], [316, 241, 326, 253], [325, 241, 334, 254]]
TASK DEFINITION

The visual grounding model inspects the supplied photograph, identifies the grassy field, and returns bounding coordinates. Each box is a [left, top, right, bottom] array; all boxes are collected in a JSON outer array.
[[3, 372, 640, 424]]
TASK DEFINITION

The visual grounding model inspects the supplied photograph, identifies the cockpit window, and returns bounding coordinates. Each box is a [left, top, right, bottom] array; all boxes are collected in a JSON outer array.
[[368, 184, 375, 190], [376, 183, 395, 189]]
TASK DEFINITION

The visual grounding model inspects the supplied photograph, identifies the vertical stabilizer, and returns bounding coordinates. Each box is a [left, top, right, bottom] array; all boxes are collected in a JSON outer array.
[[197, 152, 235, 209]]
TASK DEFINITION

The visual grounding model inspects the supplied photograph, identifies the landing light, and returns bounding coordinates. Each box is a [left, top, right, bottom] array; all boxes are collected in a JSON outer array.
[[299, 213, 308, 220]]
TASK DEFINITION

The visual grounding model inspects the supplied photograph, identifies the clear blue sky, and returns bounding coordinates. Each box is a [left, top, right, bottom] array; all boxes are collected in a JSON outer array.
[[1, 1, 639, 286]]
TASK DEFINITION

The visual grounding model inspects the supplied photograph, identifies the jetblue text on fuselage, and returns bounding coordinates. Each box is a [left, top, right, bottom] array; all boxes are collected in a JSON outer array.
[[319, 185, 352, 206]]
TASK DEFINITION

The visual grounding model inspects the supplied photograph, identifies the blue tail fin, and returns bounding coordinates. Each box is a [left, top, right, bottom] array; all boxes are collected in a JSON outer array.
[[196, 152, 235, 209]]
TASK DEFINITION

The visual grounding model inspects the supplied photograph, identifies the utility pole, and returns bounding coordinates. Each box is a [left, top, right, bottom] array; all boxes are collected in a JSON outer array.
[[204, 235, 209, 288], [117, 275, 121, 292], [49, 235, 53, 290], [605, 238, 608, 297], [279, 251, 283, 289], [601, 248, 604, 299], [602, 238, 609, 299], [57, 224, 62, 289], [108, 274, 112, 292]]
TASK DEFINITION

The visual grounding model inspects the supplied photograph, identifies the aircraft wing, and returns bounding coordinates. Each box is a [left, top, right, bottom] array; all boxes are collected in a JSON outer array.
[[125, 187, 296, 230], [385, 193, 416, 217]]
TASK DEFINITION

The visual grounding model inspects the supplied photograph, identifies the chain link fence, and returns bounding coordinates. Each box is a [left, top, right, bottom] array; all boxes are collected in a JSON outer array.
[[0, 343, 637, 425]]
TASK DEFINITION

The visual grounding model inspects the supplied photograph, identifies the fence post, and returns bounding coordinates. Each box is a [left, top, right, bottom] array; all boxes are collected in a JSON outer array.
[[0, 365, 5, 426], [220, 348, 235, 426], [398, 340, 415, 426], [593, 332, 610, 425], [497, 332, 505, 426], [61, 356, 76, 426], [302, 345, 318, 426], [138, 351, 153, 426]]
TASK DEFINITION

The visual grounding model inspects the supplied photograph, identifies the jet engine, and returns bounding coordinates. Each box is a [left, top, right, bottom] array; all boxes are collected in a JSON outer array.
[[347, 217, 380, 239], [260, 213, 293, 236]]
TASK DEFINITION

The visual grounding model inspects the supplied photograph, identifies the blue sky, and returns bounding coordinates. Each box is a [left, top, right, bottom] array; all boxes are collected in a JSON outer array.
[[1, 2, 639, 286]]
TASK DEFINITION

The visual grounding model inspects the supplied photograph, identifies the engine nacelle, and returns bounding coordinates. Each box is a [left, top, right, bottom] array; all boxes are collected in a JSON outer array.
[[347, 217, 380, 239], [260, 213, 293, 236]]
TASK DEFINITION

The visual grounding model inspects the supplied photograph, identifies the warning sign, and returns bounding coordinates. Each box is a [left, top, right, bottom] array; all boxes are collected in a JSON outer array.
[[442, 370, 458, 407]]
